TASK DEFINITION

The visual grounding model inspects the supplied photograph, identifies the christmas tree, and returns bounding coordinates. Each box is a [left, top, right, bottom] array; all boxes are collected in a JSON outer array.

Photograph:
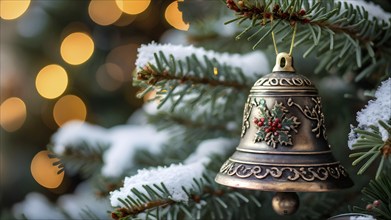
[[2, 0, 391, 220]]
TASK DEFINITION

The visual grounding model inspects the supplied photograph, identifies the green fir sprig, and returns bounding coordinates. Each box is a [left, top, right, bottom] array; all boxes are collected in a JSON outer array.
[[354, 173, 391, 220], [134, 51, 254, 112], [225, 0, 391, 80], [349, 120, 391, 179]]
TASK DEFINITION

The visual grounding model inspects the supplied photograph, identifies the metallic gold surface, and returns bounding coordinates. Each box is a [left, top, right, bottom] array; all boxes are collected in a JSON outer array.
[[216, 52, 353, 194]]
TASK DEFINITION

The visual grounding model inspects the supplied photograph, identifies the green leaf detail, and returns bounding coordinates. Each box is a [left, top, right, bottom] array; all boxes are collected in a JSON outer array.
[[253, 99, 301, 148]]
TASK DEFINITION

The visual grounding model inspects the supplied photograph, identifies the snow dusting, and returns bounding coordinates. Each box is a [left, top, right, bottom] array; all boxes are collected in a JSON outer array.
[[102, 125, 169, 177], [348, 78, 391, 149], [57, 181, 111, 219], [12, 193, 66, 220], [51, 120, 109, 154], [50, 119, 170, 177], [136, 42, 269, 78], [184, 138, 236, 164], [339, 0, 391, 22], [110, 138, 236, 207]]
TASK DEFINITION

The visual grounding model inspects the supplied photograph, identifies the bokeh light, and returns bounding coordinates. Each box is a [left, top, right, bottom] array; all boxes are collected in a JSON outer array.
[[0, 97, 27, 132], [60, 32, 94, 65], [53, 95, 87, 127], [30, 151, 64, 189], [115, 0, 151, 15], [0, 0, 30, 20], [96, 63, 125, 91], [165, 1, 189, 31], [88, 0, 122, 26], [35, 64, 68, 99]]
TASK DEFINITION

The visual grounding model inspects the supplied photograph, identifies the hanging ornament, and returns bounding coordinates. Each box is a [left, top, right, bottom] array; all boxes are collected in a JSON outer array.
[[215, 52, 353, 215]]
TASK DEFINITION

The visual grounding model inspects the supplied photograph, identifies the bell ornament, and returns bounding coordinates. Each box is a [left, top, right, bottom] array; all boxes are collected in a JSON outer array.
[[215, 52, 353, 215]]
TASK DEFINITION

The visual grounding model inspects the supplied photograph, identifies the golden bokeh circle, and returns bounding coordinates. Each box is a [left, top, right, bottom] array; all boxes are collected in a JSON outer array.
[[115, 0, 151, 15], [0, 0, 31, 20], [30, 150, 64, 189], [0, 97, 27, 132], [88, 0, 122, 26], [60, 32, 94, 65], [35, 64, 68, 99], [53, 95, 87, 127], [165, 1, 189, 31]]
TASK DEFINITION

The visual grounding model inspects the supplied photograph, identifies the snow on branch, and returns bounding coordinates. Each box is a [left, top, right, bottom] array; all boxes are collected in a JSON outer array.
[[136, 42, 269, 78], [12, 182, 111, 220], [338, 0, 391, 22], [50, 119, 170, 177], [102, 124, 169, 177], [348, 78, 391, 149], [51, 120, 109, 154], [110, 138, 236, 207]]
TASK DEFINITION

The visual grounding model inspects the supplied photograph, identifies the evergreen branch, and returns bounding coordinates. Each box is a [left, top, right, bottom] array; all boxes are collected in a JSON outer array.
[[134, 51, 253, 112], [110, 169, 263, 220], [110, 179, 246, 219], [148, 112, 241, 140], [48, 142, 106, 177], [349, 121, 391, 179], [225, 0, 391, 79], [353, 173, 391, 220], [137, 65, 248, 90]]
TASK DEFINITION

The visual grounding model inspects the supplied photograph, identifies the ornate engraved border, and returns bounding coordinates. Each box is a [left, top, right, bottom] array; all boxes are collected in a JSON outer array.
[[219, 160, 348, 182], [254, 77, 312, 87]]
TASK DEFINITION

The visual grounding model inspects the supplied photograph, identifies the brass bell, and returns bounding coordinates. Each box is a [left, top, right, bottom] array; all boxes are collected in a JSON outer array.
[[215, 52, 353, 215]]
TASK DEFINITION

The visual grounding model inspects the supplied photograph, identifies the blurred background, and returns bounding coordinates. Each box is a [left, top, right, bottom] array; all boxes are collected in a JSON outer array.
[[0, 0, 189, 211]]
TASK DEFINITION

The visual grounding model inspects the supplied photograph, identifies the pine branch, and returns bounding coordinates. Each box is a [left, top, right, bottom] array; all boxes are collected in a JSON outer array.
[[110, 170, 263, 220], [134, 51, 253, 112], [349, 121, 391, 179], [48, 142, 106, 177], [148, 111, 241, 140], [225, 0, 391, 80], [353, 173, 391, 220]]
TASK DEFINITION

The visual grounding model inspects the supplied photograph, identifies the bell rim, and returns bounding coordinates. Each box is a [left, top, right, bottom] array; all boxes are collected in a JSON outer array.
[[215, 173, 354, 192]]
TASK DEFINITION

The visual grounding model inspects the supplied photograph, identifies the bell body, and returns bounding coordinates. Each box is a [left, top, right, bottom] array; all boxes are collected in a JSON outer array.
[[215, 53, 353, 192]]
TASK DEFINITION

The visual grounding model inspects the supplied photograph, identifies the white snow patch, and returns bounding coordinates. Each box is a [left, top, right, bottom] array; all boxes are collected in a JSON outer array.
[[57, 181, 111, 219], [184, 138, 235, 164], [136, 42, 269, 78], [12, 193, 66, 220], [339, 0, 391, 22], [110, 162, 205, 206], [110, 138, 236, 207], [51, 120, 109, 154], [348, 78, 391, 149], [102, 125, 169, 177]]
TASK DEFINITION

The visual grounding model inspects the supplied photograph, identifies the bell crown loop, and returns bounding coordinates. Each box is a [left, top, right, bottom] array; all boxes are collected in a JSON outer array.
[[272, 52, 295, 73]]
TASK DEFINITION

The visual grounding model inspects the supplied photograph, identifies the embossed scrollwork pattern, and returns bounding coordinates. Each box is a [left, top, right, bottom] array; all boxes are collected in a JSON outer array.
[[287, 97, 328, 140], [254, 77, 312, 87], [241, 98, 253, 137], [220, 160, 348, 182]]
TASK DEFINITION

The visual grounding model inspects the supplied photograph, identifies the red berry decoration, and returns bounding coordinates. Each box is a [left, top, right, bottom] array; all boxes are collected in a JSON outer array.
[[373, 200, 381, 207], [254, 118, 259, 123], [260, 118, 265, 122], [257, 122, 264, 127], [265, 128, 270, 133], [277, 124, 282, 129]]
